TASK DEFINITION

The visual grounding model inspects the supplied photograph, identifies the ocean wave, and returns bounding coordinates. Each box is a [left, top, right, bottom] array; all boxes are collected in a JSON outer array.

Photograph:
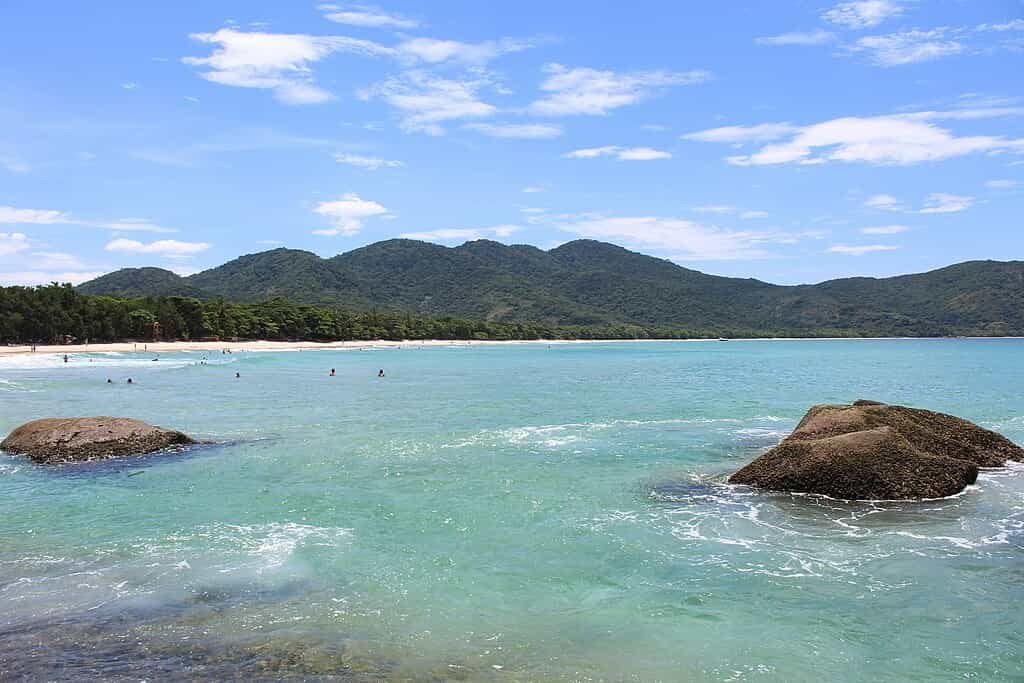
[[0, 351, 235, 371], [443, 416, 793, 450]]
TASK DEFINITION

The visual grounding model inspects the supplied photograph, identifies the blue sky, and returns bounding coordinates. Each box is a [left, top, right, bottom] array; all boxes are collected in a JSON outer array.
[[1, 0, 1022, 286]]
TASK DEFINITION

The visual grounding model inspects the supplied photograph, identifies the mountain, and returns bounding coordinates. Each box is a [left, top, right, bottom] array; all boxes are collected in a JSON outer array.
[[77, 239, 1024, 336]]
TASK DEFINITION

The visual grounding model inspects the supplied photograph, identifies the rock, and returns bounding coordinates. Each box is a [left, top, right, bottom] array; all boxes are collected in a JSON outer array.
[[1, 417, 196, 464], [729, 401, 1023, 500]]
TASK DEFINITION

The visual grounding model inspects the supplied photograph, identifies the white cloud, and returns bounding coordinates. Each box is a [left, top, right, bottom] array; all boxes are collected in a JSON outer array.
[[977, 20, 1024, 32], [359, 72, 496, 134], [919, 193, 973, 214], [693, 206, 769, 219], [0, 270, 108, 286], [823, 1, 904, 29], [864, 193, 902, 210], [756, 30, 836, 46], [334, 153, 403, 170], [563, 146, 671, 160], [121, 81, 138, 90], [0, 232, 30, 256], [0, 206, 69, 224], [183, 28, 389, 104], [530, 64, 709, 116], [687, 110, 1024, 166], [465, 122, 563, 139], [986, 179, 1019, 189], [104, 238, 211, 257], [861, 224, 910, 234], [618, 147, 672, 160], [522, 186, 546, 193], [400, 224, 521, 242], [313, 193, 390, 236], [28, 251, 87, 269], [827, 243, 899, 255], [693, 205, 738, 215], [848, 30, 962, 66], [319, 3, 418, 29], [395, 37, 534, 65], [682, 123, 797, 143], [556, 215, 823, 261], [89, 218, 178, 233]]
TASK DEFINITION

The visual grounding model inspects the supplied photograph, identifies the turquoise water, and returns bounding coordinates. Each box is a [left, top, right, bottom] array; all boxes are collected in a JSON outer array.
[[1, 340, 1023, 681]]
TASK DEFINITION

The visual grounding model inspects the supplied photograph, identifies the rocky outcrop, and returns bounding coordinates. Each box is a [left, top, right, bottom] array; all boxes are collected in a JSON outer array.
[[729, 401, 1023, 500], [1, 417, 196, 464]]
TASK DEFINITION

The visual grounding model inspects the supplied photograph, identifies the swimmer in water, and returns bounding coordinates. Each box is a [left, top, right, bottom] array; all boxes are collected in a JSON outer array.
[[235, 372, 240, 379], [106, 378, 112, 383], [127, 378, 133, 384], [330, 368, 336, 377], [63, 354, 69, 363], [378, 369, 385, 378]]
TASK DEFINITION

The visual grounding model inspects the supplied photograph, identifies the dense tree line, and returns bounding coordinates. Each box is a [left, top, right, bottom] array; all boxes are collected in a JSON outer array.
[[0, 283, 734, 344], [3, 283, 995, 345]]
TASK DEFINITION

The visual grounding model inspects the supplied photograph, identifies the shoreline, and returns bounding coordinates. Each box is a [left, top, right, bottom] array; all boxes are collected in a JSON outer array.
[[2, 335, 1023, 357]]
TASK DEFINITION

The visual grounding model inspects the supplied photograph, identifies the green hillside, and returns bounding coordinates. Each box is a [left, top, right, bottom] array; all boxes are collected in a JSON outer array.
[[77, 239, 1024, 337]]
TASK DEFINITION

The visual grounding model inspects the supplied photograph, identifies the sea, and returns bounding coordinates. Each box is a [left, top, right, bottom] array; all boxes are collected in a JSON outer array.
[[1, 339, 1022, 681]]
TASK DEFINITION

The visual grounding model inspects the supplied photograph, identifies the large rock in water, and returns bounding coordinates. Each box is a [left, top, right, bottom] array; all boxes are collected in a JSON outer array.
[[1, 417, 196, 464], [729, 400, 1023, 500]]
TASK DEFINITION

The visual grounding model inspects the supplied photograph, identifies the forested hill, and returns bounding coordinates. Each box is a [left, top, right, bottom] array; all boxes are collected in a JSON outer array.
[[77, 239, 1024, 337]]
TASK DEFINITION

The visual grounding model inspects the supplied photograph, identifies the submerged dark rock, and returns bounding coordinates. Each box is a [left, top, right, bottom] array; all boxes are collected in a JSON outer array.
[[1, 417, 195, 464], [729, 401, 1023, 500]]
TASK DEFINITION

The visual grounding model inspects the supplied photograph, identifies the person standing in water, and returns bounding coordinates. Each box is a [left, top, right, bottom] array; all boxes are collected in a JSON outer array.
[[330, 368, 336, 377], [63, 354, 68, 363], [378, 369, 385, 378]]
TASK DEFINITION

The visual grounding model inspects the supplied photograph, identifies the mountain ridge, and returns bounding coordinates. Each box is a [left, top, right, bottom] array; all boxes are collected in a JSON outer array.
[[77, 239, 1024, 337]]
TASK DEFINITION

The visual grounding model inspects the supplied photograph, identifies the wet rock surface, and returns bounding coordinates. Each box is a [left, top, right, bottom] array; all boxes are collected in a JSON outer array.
[[729, 401, 1023, 500]]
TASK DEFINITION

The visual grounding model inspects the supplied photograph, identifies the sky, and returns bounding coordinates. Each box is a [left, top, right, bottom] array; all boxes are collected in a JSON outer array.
[[1, 0, 1022, 286]]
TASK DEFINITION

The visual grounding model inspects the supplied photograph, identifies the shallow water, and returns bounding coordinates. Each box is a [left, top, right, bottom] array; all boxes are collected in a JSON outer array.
[[1, 340, 1022, 680]]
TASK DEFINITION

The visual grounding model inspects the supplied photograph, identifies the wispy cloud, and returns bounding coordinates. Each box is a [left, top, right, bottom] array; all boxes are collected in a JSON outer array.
[[400, 224, 520, 243], [756, 30, 836, 46], [313, 193, 390, 235], [105, 238, 211, 257], [685, 110, 1024, 166], [359, 72, 497, 134], [318, 3, 419, 29], [530, 64, 709, 116], [861, 224, 910, 234], [334, 153, 404, 170], [919, 192, 973, 214], [556, 215, 824, 261], [0, 232, 30, 256], [823, 0, 904, 29], [847, 29, 963, 66], [827, 243, 899, 255], [563, 146, 671, 160], [864, 193, 902, 210], [395, 37, 535, 65], [985, 179, 1019, 189], [0, 206, 70, 224], [465, 122, 563, 139]]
